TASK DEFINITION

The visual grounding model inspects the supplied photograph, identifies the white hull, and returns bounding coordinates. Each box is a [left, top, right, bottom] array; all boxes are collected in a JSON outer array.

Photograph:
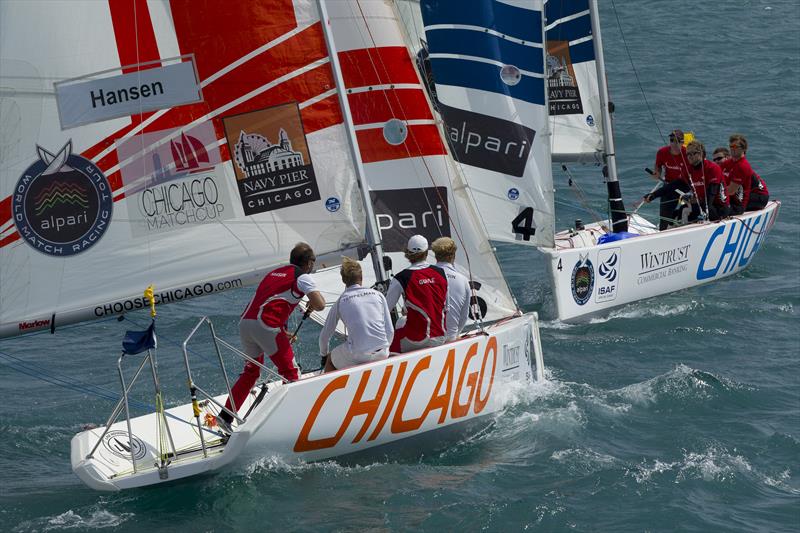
[[545, 202, 780, 321], [71, 314, 542, 490]]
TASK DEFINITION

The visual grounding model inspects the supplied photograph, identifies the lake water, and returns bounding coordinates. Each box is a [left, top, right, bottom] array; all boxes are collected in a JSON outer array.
[[1, 1, 798, 531]]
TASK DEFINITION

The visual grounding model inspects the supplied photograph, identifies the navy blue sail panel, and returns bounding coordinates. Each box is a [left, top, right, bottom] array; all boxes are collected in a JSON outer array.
[[545, 0, 595, 64], [122, 320, 157, 355], [421, 0, 545, 106]]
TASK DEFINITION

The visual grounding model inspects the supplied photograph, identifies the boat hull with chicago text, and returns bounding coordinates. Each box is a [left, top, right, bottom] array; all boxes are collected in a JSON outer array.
[[545, 201, 780, 322], [71, 313, 543, 490]]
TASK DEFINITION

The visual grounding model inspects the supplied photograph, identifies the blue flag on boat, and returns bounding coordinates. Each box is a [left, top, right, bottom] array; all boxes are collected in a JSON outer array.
[[122, 321, 157, 355]]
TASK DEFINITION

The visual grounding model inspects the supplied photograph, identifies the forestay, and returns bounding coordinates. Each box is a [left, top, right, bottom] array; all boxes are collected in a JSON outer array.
[[0, 1, 367, 338], [545, 0, 605, 161], [413, 0, 555, 248], [317, 1, 517, 322]]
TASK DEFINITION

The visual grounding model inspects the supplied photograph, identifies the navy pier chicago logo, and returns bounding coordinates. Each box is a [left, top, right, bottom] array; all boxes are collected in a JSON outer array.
[[222, 102, 321, 217], [12, 141, 112, 256], [570, 254, 594, 306], [101, 430, 148, 461]]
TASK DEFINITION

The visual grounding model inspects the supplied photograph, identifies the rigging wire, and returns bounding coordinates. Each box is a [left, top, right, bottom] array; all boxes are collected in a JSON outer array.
[[608, 0, 664, 144]]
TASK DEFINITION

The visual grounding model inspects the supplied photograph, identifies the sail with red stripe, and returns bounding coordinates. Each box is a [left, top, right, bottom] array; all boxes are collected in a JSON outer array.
[[0, 0, 365, 338], [314, 0, 517, 323]]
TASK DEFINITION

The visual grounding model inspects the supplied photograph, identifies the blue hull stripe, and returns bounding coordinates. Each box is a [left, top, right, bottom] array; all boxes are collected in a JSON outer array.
[[429, 57, 545, 106], [422, 0, 542, 43], [426, 29, 544, 74]]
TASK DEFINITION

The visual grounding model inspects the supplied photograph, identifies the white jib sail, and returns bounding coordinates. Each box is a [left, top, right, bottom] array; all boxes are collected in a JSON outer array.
[[545, 0, 605, 162], [0, 1, 366, 338], [314, 0, 518, 324], [409, 0, 555, 248]]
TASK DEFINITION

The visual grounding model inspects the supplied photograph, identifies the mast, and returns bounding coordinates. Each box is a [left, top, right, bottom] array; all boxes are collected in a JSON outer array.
[[317, 0, 388, 283], [589, 0, 628, 232]]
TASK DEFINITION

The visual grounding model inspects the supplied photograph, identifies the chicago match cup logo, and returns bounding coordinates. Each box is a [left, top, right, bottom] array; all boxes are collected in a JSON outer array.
[[12, 140, 112, 256], [222, 102, 321, 216]]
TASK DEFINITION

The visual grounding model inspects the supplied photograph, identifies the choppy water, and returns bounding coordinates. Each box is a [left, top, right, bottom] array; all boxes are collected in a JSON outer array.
[[1, 1, 798, 531]]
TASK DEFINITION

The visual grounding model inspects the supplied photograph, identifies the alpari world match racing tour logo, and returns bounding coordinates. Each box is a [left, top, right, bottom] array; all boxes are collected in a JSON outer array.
[[12, 141, 112, 256], [571, 254, 594, 306]]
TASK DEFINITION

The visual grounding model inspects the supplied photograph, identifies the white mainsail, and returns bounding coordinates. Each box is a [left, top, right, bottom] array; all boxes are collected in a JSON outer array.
[[545, 0, 605, 162], [317, 0, 518, 322], [0, 1, 367, 338], [413, 0, 556, 248]]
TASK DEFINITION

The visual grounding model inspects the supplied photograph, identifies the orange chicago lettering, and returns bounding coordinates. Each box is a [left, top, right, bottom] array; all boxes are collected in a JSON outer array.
[[473, 337, 497, 414], [351, 366, 394, 443], [390, 355, 431, 433], [421, 348, 455, 424], [368, 361, 407, 441], [450, 342, 479, 419], [294, 375, 348, 452]]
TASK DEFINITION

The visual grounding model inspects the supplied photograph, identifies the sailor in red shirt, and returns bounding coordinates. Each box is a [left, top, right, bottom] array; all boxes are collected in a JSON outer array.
[[650, 129, 690, 230], [720, 134, 769, 214], [217, 243, 325, 433], [386, 235, 448, 353], [685, 140, 729, 221]]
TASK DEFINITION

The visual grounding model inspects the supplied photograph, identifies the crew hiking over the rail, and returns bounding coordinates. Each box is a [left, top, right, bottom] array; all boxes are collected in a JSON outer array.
[[720, 134, 769, 215], [684, 140, 729, 222], [431, 237, 472, 341], [649, 129, 690, 230], [320, 257, 393, 373], [217, 243, 325, 433], [386, 235, 449, 354]]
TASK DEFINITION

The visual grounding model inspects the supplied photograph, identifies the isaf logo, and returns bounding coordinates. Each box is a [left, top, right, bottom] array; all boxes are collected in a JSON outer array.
[[12, 141, 112, 257], [571, 254, 594, 306], [596, 248, 620, 303]]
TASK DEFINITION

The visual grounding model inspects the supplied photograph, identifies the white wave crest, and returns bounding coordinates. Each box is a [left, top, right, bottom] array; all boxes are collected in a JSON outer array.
[[13, 509, 133, 532]]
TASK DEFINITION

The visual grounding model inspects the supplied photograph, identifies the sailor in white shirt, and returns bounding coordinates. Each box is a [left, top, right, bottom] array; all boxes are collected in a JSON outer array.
[[321, 257, 394, 371], [431, 237, 472, 341]]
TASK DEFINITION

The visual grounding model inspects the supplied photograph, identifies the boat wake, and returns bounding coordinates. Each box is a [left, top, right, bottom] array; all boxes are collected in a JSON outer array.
[[12, 508, 134, 532]]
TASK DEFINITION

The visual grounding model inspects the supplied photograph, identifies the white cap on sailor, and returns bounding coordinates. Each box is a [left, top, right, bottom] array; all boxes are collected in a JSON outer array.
[[406, 234, 428, 253]]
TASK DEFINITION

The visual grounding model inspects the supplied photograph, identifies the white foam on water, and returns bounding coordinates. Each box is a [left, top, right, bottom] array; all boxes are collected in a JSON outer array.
[[550, 447, 621, 474], [12, 509, 133, 532]]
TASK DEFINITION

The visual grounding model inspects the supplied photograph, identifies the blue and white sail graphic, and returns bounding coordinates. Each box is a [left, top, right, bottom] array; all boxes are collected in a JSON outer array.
[[545, 0, 605, 161], [421, 0, 555, 248]]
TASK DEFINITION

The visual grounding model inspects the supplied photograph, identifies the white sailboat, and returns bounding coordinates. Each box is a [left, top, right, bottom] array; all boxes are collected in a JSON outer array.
[[414, 0, 780, 322], [0, 0, 544, 491]]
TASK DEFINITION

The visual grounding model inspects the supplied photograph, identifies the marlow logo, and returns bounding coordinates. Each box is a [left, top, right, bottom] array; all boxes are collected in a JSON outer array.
[[439, 103, 535, 177], [12, 141, 113, 256], [370, 187, 450, 253], [223, 102, 321, 216], [547, 41, 584, 116]]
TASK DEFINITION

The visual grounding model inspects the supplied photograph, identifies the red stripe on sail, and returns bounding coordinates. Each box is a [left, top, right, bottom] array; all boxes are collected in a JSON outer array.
[[339, 47, 418, 89], [0, 232, 20, 248], [356, 124, 445, 164], [168, 0, 299, 80], [108, 0, 160, 73], [348, 89, 432, 126], [300, 94, 344, 134]]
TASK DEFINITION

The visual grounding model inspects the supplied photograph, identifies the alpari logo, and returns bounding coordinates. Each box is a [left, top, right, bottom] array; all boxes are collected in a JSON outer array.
[[438, 104, 535, 177], [370, 187, 451, 253], [570, 255, 594, 306], [12, 140, 112, 257], [598, 252, 618, 281], [418, 278, 436, 285]]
